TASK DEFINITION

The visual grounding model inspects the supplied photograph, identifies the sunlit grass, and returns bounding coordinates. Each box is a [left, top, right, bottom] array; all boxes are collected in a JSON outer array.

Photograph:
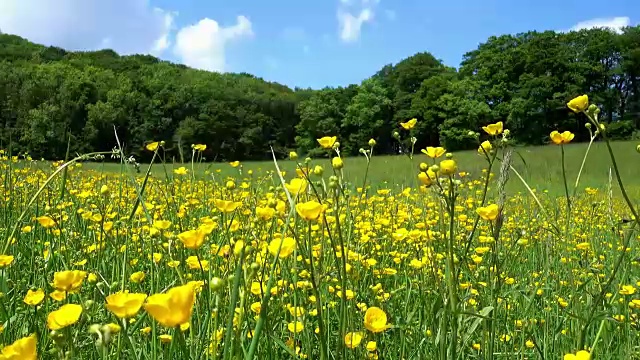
[[1, 121, 640, 358]]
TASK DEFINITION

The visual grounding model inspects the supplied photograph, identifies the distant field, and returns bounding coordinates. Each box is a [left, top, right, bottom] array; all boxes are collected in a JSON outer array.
[[66, 139, 640, 198]]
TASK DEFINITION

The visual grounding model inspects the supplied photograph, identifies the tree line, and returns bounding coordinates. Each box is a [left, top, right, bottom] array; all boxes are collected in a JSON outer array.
[[0, 26, 639, 161]]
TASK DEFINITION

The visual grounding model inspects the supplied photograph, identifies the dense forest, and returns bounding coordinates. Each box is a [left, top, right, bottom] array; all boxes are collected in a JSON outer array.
[[1, 26, 639, 161]]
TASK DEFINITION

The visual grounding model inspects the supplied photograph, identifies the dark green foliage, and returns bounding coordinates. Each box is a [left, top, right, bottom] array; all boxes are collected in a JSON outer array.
[[606, 120, 635, 140], [0, 26, 640, 161]]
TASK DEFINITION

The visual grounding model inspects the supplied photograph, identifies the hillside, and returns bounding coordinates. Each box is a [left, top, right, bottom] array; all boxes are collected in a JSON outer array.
[[0, 26, 639, 161]]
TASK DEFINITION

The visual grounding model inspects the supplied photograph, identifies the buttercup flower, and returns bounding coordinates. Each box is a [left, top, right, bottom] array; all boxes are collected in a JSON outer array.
[[23, 289, 45, 306], [145, 141, 160, 151], [296, 201, 325, 221], [285, 178, 308, 195], [364, 307, 389, 333], [317, 136, 337, 149], [422, 147, 446, 159], [550, 130, 575, 145], [177, 229, 207, 250], [53, 270, 87, 292], [268, 237, 296, 258], [400, 118, 417, 130], [144, 284, 196, 328], [47, 304, 83, 330], [0, 334, 37, 360], [567, 95, 589, 113], [344, 332, 363, 349], [476, 204, 499, 221], [482, 121, 503, 136], [439, 159, 457, 176], [106, 292, 147, 319]]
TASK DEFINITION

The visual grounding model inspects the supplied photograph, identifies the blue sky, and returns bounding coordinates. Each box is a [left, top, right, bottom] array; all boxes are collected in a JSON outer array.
[[0, 0, 637, 89]]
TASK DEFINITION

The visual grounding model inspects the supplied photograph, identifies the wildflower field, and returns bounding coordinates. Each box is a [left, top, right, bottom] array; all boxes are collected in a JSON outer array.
[[1, 96, 640, 359]]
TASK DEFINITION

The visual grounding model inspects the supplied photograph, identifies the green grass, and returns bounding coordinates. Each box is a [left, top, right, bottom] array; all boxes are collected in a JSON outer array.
[[75, 140, 640, 197]]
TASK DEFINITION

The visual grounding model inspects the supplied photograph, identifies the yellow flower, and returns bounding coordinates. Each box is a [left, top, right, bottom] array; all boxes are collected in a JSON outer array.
[[332, 157, 344, 170], [174, 167, 188, 175], [364, 307, 389, 333], [478, 140, 492, 154], [177, 229, 207, 250], [130, 271, 146, 283], [159, 334, 173, 343], [400, 118, 417, 130], [620, 285, 636, 295], [295, 201, 325, 221], [344, 332, 363, 349], [366, 341, 377, 352], [144, 284, 196, 328], [47, 304, 83, 330], [567, 95, 589, 113], [285, 178, 308, 195], [439, 159, 457, 176], [287, 321, 304, 333], [476, 204, 499, 221], [421, 147, 446, 159], [153, 220, 172, 230], [52, 270, 87, 292], [317, 136, 337, 149], [417, 172, 433, 187], [268, 237, 296, 258], [550, 130, 575, 145], [564, 350, 591, 360], [214, 199, 242, 213], [0, 255, 14, 267], [482, 121, 503, 136], [289, 151, 298, 160], [193, 144, 207, 151], [229, 161, 240, 167], [106, 292, 147, 318], [23, 289, 45, 306], [49, 290, 66, 302], [36, 216, 56, 228], [255, 207, 276, 221], [0, 334, 37, 360], [145, 141, 160, 151]]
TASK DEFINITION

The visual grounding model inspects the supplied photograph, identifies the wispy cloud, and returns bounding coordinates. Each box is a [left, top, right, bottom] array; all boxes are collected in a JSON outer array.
[[569, 16, 631, 34], [337, 0, 377, 43]]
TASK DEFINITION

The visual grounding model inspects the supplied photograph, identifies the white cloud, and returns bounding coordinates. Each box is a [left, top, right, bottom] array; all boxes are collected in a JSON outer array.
[[0, 0, 176, 55], [337, 0, 377, 43], [570, 16, 631, 34], [338, 8, 373, 42], [173, 16, 253, 72], [151, 10, 177, 55]]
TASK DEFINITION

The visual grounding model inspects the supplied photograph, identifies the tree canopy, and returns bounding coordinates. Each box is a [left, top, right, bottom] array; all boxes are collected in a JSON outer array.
[[0, 26, 639, 160]]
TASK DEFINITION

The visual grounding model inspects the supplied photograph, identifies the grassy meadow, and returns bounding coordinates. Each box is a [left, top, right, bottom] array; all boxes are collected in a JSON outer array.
[[3, 110, 640, 359]]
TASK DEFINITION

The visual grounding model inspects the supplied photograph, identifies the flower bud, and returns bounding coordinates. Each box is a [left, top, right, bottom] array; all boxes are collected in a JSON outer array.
[[332, 157, 344, 170], [445, 153, 453, 158], [419, 163, 429, 172], [100, 185, 109, 196], [329, 175, 339, 182], [430, 165, 439, 173], [503, 129, 510, 137], [392, 131, 400, 139], [359, 148, 366, 154], [636, 145, 640, 154], [210, 277, 225, 292], [585, 123, 592, 129], [289, 152, 298, 160], [313, 165, 324, 176], [332, 142, 340, 150], [226, 181, 236, 189], [368, 139, 377, 147], [328, 181, 338, 189]]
